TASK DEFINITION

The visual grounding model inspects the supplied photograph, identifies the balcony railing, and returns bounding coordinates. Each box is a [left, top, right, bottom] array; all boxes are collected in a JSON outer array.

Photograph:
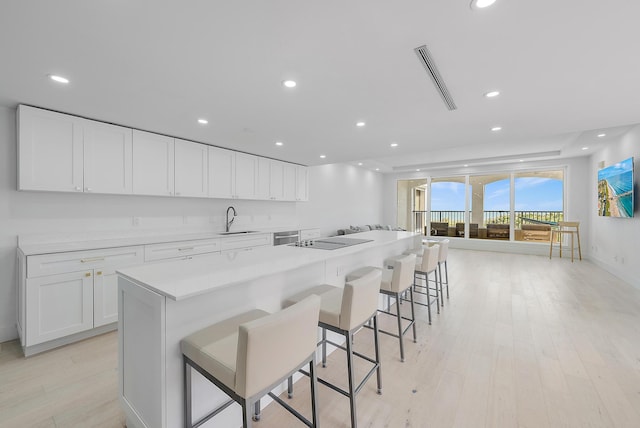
[[412, 210, 564, 235]]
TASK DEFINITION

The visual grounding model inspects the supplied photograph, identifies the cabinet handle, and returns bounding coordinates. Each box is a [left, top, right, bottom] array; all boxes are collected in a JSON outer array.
[[85, 272, 91, 277], [178, 247, 194, 251], [85, 187, 92, 192], [75, 186, 82, 191], [96, 271, 103, 276], [80, 257, 105, 263]]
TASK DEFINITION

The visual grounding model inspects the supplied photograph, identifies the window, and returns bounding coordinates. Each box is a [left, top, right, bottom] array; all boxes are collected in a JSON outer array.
[[470, 173, 510, 240], [514, 170, 563, 241]]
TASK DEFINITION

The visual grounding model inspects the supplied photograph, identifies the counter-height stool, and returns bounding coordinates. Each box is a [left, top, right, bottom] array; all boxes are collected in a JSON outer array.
[[181, 295, 321, 428], [285, 269, 383, 428], [345, 253, 417, 362], [437, 239, 450, 303], [549, 221, 582, 262], [407, 244, 440, 325]]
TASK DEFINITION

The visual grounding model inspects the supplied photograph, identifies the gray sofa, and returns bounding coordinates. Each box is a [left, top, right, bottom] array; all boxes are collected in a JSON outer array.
[[336, 224, 404, 235]]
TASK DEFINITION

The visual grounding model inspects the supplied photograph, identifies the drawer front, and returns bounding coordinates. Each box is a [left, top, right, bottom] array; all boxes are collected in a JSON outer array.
[[144, 239, 220, 262], [220, 233, 271, 252], [300, 229, 321, 240], [27, 246, 144, 278]]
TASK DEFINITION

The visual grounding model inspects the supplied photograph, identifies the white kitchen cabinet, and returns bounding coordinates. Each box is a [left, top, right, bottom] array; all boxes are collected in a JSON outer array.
[[269, 160, 284, 200], [18, 105, 133, 195], [132, 130, 175, 196], [299, 228, 320, 240], [220, 233, 272, 253], [208, 146, 234, 198], [25, 270, 94, 346], [19, 245, 144, 354], [83, 119, 133, 194], [295, 165, 309, 201], [283, 162, 297, 201], [234, 152, 258, 199], [18, 105, 84, 192], [256, 157, 271, 200], [144, 239, 220, 262], [208, 148, 258, 200], [175, 139, 208, 198]]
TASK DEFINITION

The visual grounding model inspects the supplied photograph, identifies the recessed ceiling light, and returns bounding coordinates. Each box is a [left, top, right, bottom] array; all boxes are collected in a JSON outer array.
[[49, 74, 69, 84], [320, 155, 326, 159], [197, 119, 208, 125], [357, 162, 363, 166], [282, 80, 297, 88], [484, 90, 500, 98], [582, 147, 589, 150], [597, 133, 606, 138], [356, 121, 366, 127], [471, 0, 497, 9], [375, 168, 380, 171], [275, 141, 284, 146], [464, 164, 469, 167], [416, 169, 421, 172], [491, 126, 502, 132], [390, 143, 398, 147], [519, 159, 524, 162]]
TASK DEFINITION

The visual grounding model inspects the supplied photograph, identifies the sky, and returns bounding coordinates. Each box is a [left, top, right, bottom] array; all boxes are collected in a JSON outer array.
[[430, 177, 563, 211]]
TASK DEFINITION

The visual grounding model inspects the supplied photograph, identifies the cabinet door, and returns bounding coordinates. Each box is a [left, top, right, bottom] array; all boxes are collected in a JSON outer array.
[[175, 139, 208, 198], [93, 268, 119, 327], [25, 271, 93, 346], [269, 160, 284, 200], [132, 130, 175, 196], [296, 166, 309, 201], [208, 146, 235, 198], [283, 163, 297, 201], [256, 157, 271, 200], [83, 120, 133, 194], [18, 105, 84, 192], [234, 152, 258, 199]]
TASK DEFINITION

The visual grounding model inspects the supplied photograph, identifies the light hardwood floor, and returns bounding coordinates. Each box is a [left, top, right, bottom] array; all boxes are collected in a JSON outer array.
[[2, 249, 640, 428]]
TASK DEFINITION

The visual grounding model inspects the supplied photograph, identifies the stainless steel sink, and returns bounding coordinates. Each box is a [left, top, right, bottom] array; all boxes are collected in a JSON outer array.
[[218, 231, 259, 235]]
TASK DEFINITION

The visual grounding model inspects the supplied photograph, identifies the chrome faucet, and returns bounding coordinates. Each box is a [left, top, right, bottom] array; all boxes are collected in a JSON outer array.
[[226, 206, 237, 232]]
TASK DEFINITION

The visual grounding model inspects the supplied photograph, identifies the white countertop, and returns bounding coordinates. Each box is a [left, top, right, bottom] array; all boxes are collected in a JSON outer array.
[[18, 226, 318, 256], [117, 230, 418, 301]]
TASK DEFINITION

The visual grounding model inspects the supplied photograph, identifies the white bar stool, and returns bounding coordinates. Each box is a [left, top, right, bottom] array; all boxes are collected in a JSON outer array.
[[284, 269, 383, 428], [345, 253, 417, 362], [181, 295, 321, 428], [437, 239, 450, 303], [405, 244, 440, 325]]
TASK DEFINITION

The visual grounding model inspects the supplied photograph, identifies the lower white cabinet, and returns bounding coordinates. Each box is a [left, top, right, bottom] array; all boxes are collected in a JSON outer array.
[[25, 270, 94, 346], [19, 246, 144, 354]]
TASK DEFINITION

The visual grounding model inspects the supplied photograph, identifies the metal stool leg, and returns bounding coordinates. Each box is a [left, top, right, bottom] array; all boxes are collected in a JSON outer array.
[[395, 292, 405, 362], [184, 357, 192, 428], [410, 287, 417, 343], [345, 330, 358, 428]]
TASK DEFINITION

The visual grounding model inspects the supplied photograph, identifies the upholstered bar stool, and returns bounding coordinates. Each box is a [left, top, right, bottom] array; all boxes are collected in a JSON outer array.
[[345, 253, 417, 362], [181, 295, 321, 428], [285, 269, 383, 428], [437, 239, 450, 303], [409, 244, 440, 325], [549, 221, 582, 262]]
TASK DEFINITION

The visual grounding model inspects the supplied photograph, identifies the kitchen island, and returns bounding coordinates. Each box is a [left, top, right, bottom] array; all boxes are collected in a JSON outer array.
[[117, 230, 419, 428]]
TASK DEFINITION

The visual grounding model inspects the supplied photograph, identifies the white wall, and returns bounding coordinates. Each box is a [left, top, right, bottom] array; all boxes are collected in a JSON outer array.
[[588, 126, 640, 288], [382, 157, 591, 255], [297, 163, 385, 237], [0, 106, 384, 342]]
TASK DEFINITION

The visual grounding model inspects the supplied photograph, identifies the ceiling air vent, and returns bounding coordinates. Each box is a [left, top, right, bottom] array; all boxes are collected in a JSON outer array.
[[414, 45, 457, 111]]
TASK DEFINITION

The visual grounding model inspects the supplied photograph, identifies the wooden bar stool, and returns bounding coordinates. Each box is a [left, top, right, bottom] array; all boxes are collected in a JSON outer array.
[[285, 269, 383, 428], [345, 253, 417, 362], [181, 295, 321, 428], [549, 221, 582, 262]]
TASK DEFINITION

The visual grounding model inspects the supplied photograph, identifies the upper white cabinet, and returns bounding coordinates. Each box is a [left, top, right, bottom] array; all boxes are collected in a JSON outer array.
[[283, 162, 296, 201], [208, 147, 235, 198], [295, 165, 309, 201], [17, 105, 307, 201], [174, 139, 208, 198], [234, 152, 259, 199], [18, 105, 132, 194], [132, 130, 175, 196], [18, 105, 85, 192], [83, 120, 132, 194]]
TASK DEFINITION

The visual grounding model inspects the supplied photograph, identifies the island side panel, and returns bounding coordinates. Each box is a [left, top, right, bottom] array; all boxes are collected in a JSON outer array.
[[118, 276, 166, 428]]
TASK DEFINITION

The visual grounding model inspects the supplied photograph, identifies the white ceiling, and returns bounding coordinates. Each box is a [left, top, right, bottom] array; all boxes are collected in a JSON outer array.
[[1, 1, 639, 171]]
